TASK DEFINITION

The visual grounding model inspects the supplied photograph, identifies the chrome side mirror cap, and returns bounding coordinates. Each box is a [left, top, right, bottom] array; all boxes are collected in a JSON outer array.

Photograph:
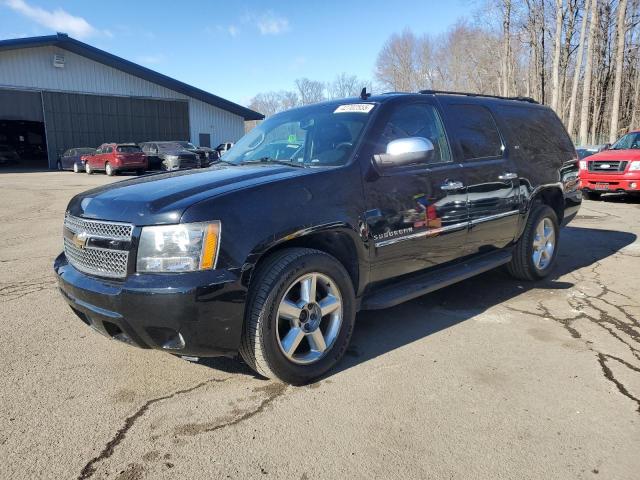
[[373, 137, 435, 169]]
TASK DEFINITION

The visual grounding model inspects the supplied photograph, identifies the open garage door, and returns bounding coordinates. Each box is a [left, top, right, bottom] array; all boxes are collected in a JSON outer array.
[[42, 92, 189, 168], [0, 89, 48, 169]]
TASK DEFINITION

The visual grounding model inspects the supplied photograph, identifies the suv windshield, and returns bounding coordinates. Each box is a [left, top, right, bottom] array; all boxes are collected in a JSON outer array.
[[156, 142, 183, 152], [117, 145, 141, 153], [224, 103, 375, 167], [177, 141, 197, 150], [76, 148, 96, 155], [610, 132, 640, 150]]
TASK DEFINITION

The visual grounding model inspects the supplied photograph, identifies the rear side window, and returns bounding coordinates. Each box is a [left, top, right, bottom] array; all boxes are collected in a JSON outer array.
[[449, 105, 503, 160], [496, 105, 574, 156]]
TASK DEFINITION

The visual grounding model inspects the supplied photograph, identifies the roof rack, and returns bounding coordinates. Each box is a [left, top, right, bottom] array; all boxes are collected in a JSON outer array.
[[419, 89, 538, 104]]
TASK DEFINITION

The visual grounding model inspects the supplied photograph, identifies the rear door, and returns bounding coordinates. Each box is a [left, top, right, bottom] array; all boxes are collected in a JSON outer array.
[[364, 98, 468, 282], [440, 101, 521, 254]]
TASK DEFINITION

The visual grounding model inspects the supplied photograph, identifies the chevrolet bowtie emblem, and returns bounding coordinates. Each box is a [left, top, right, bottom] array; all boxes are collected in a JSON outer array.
[[72, 232, 89, 249]]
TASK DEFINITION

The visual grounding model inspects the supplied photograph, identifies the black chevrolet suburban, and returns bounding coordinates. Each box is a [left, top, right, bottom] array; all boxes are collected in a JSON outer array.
[[55, 91, 581, 384]]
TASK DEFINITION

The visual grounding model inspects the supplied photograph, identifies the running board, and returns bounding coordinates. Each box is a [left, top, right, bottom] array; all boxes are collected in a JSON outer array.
[[361, 250, 512, 310]]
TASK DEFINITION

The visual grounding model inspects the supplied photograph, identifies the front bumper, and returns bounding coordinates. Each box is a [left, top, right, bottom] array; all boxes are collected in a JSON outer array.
[[54, 253, 246, 357], [579, 171, 640, 193]]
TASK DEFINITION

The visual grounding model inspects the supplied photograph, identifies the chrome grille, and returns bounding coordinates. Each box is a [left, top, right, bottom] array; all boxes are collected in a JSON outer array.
[[64, 214, 133, 239], [588, 160, 628, 173], [63, 214, 133, 278]]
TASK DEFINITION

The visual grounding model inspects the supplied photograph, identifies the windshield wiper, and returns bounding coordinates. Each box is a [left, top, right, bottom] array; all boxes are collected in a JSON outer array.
[[239, 157, 306, 168]]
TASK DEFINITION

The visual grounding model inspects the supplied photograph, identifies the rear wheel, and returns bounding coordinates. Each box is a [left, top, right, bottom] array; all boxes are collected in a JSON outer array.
[[105, 162, 115, 176], [507, 204, 559, 281], [240, 248, 355, 385]]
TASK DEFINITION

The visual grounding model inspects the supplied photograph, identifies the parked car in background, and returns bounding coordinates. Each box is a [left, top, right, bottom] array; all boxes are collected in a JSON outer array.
[[576, 144, 606, 160], [140, 142, 199, 171], [215, 142, 234, 157], [55, 91, 580, 384], [578, 131, 640, 199], [174, 141, 207, 167], [197, 146, 218, 165], [85, 143, 147, 176], [57, 147, 96, 172], [0, 144, 20, 165]]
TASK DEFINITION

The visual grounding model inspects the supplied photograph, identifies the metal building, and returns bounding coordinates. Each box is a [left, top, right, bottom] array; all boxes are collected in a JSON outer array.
[[0, 33, 263, 169]]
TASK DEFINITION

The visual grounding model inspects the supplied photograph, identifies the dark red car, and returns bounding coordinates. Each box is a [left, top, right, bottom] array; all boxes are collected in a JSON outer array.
[[85, 143, 148, 176]]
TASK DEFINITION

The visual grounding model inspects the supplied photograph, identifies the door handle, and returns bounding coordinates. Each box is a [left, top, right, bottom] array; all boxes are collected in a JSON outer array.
[[498, 172, 518, 180], [440, 180, 464, 191]]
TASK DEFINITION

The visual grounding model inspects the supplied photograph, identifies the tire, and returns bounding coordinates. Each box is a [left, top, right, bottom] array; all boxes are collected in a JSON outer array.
[[239, 248, 355, 385], [582, 191, 601, 200], [508, 204, 560, 281], [73, 162, 80, 173], [56, 161, 62, 171], [105, 162, 114, 176], [85, 162, 93, 174]]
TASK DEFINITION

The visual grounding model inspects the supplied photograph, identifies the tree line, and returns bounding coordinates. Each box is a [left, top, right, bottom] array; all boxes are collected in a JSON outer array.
[[248, 0, 639, 145]]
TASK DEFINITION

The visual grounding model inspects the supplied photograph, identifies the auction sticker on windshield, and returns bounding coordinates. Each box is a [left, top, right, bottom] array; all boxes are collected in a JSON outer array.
[[334, 104, 375, 114]]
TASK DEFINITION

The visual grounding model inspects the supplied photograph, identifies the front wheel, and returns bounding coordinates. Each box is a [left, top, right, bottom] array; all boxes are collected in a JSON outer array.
[[85, 162, 93, 174], [73, 162, 80, 173], [507, 204, 559, 281], [240, 248, 355, 385]]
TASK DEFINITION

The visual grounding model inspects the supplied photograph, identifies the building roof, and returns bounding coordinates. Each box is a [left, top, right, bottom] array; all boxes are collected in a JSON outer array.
[[0, 33, 264, 121]]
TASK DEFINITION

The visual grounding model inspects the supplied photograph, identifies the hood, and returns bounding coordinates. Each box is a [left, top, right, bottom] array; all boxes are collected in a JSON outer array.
[[67, 164, 312, 225], [588, 149, 640, 161]]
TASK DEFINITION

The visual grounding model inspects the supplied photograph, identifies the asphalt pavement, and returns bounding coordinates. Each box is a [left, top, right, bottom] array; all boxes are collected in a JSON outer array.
[[1, 171, 638, 479]]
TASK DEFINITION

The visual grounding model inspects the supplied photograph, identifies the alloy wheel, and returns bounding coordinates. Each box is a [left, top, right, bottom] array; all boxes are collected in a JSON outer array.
[[532, 217, 555, 270], [276, 272, 343, 365]]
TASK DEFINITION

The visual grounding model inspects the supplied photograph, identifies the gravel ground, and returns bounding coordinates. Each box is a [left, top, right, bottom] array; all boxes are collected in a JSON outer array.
[[0, 171, 638, 480]]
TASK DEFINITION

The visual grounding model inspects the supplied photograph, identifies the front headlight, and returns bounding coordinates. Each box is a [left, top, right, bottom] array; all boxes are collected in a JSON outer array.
[[137, 221, 220, 273], [629, 161, 640, 171]]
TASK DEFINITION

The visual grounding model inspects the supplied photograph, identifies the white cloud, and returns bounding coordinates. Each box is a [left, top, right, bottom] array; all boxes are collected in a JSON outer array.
[[255, 11, 289, 35], [227, 24, 239, 37], [3, 0, 107, 39]]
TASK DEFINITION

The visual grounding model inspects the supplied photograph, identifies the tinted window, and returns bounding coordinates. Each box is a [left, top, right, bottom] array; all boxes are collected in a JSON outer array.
[[496, 105, 574, 156], [117, 145, 141, 153], [449, 105, 503, 160], [377, 103, 451, 164], [611, 132, 640, 150], [63, 149, 73, 157]]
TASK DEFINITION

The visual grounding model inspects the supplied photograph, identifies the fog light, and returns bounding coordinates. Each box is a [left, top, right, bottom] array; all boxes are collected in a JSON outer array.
[[630, 182, 637, 189]]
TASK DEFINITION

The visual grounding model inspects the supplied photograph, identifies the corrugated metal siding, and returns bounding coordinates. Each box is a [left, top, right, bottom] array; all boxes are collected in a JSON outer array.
[[42, 92, 189, 165], [0, 46, 246, 148]]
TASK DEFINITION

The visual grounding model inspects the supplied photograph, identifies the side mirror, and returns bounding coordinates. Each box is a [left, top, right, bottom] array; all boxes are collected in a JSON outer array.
[[373, 137, 435, 170], [603, 143, 612, 151]]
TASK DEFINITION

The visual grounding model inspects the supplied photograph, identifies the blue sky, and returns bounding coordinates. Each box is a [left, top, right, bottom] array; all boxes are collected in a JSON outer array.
[[0, 0, 471, 105]]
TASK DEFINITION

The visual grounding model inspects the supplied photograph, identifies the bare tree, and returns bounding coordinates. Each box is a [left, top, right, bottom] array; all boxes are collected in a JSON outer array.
[[375, 28, 425, 91], [501, 0, 513, 96], [295, 78, 326, 105], [578, 0, 599, 144], [329, 73, 366, 99], [567, 0, 591, 136], [550, 0, 565, 112], [609, 0, 629, 142]]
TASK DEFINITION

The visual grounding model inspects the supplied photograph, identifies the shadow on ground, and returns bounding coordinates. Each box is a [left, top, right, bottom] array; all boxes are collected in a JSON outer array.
[[201, 225, 636, 381]]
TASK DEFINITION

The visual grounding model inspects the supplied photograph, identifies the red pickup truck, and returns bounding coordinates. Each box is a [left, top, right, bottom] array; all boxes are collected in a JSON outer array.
[[85, 143, 148, 176], [579, 130, 640, 199]]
